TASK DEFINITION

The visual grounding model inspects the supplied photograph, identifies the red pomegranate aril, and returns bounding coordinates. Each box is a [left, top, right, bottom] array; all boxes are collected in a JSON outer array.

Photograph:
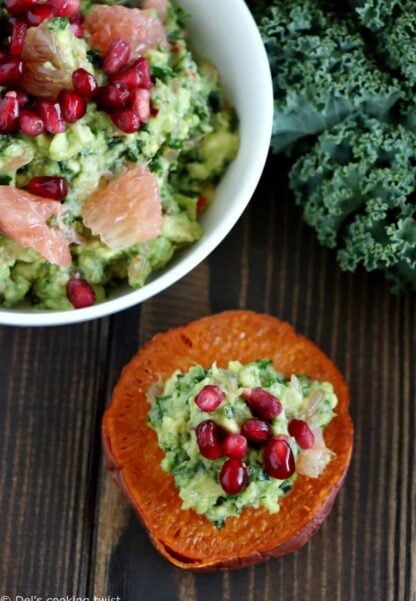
[[110, 65, 142, 89], [36, 100, 65, 134], [49, 0, 80, 17], [134, 57, 152, 89], [219, 459, 248, 495], [66, 277, 96, 309], [242, 387, 282, 420], [10, 21, 27, 55], [241, 418, 272, 446], [72, 68, 97, 99], [150, 105, 159, 117], [195, 385, 224, 412], [0, 57, 22, 86], [58, 90, 86, 123], [6, 0, 36, 17], [15, 89, 29, 107], [96, 84, 130, 110], [195, 420, 224, 460], [70, 22, 83, 37], [19, 109, 44, 136], [27, 176, 68, 200], [223, 434, 248, 460], [111, 108, 140, 134], [264, 438, 295, 479], [103, 38, 131, 75], [27, 4, 55, 26], [0, 94, 19, 133], [131, 88, 150, 123], [288, 419, 315, 450]]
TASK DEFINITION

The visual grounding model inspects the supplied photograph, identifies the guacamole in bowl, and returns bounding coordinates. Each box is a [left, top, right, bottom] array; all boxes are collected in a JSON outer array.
[[0, 0, 239, 311]]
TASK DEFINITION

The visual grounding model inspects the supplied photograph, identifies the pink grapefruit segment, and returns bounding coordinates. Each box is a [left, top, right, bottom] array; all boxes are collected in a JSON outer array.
[[0, 186, 72, 267], [21, 21, 89, 98], [83, 5, 168, 57], [81, 164, 162, 251]]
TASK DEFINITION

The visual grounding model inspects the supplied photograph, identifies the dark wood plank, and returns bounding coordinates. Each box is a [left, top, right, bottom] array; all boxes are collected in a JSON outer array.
[[0, 319, 111, 596]]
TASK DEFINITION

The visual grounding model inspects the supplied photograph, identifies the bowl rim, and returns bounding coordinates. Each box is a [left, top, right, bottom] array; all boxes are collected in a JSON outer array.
[[0, 0, 273, 327]]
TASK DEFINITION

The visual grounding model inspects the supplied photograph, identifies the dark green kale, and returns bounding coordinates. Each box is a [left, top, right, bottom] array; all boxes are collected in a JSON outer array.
[[256, 0, 401, 153], [375, 9, 416, 88], [290, 117, 416, 291], [348, 0, 404, 30]]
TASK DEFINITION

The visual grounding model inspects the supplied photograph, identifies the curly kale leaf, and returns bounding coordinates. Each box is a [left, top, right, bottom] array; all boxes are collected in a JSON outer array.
[[290, 117, 416, 291], [348, 0, 404, 30], [257, 0, 401, 153], [375, 9, 416, 88]]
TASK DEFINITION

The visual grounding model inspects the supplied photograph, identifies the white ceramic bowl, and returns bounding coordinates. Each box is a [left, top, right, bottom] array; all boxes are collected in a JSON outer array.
[[0, 0, 273, 327]]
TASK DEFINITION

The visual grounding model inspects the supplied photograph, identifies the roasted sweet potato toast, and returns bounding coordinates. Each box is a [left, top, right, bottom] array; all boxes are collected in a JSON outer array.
[[102, 310, 353, 571]]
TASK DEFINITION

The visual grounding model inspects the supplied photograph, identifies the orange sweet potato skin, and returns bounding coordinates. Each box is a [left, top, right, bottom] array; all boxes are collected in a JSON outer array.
[[102, 311, 354, 571]]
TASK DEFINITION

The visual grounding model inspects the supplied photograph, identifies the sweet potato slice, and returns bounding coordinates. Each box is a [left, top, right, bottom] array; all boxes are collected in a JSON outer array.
[[103, 310, 353, 571]]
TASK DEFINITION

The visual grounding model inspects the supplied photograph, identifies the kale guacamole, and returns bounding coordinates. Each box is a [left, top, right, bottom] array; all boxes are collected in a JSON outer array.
[[0, 0, 239, 309], [148, 360, 338, 528]]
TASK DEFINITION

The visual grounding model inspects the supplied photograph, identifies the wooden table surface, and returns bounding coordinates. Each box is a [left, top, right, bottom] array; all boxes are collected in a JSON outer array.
[[0, 155, 415, 601]]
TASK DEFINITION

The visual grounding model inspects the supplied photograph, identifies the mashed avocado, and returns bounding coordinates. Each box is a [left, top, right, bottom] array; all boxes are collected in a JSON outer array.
[[0, 2, 239, 308], [148, 360, 338, 528]]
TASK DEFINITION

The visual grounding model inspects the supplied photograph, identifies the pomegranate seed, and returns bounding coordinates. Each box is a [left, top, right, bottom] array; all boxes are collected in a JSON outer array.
[[6, 0, 36, 17], [134, 57, 152, 89], [48, 0, 80, 17], [241, 418, 272, 446], [96, 84, 130, 110], [197, 195, 206, 216], [0, 94, 19, 133], [150, 105, 159, 117], [110, 65, 142, 89], [0, 57, 22, 86], [10, 21, 27, 55], [264, 438, 295, 479], [36, 100, 65, 134], [19, 109, 44, 136], [195, 385, 224, 412], [70, 22, 83, 37], [288, 419, 315, 450], [242, 387, 282, 420], [219, 459, 248, 495], [72, 68, 97, 99], [103, 38, 131, 75], [27, 4, 55, 26], [131, 88, 150, 123], [111, 109, 140, 134], [58, 90, 86, 123], [15, 89, 29, 107], [195, 420, 224, 460], [66, 277, 96, 309], [223, 434, 247, 460], [27, 176, 68, 200]]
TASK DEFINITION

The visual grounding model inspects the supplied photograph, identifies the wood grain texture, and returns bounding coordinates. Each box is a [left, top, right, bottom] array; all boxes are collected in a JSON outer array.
[[0, 156, 415, 601]]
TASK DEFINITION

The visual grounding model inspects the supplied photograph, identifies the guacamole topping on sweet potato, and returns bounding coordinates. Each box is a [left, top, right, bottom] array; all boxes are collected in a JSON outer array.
[[0, 0, 238, 309], [148, 359, 338, 528]]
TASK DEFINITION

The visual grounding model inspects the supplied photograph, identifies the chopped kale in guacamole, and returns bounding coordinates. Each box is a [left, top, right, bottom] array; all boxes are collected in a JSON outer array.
[[148, 360, 338, 528]]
